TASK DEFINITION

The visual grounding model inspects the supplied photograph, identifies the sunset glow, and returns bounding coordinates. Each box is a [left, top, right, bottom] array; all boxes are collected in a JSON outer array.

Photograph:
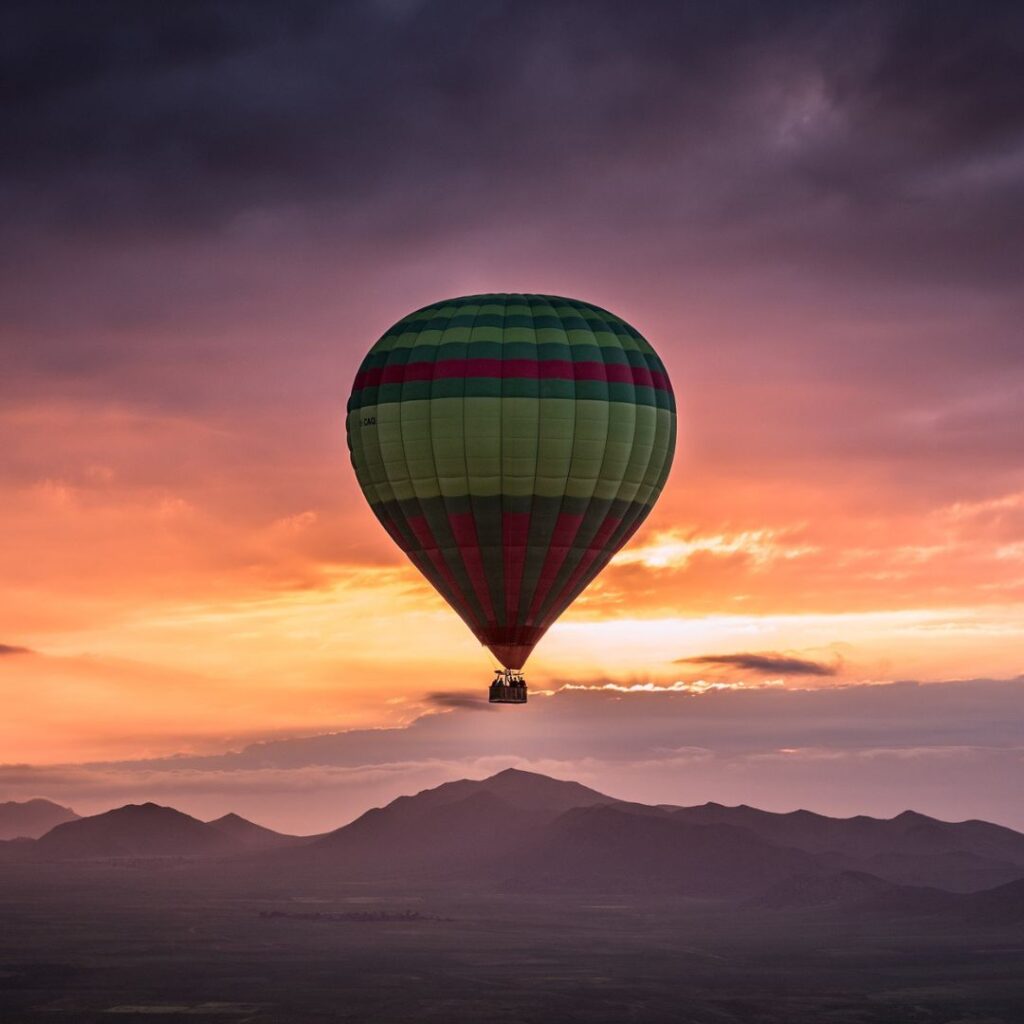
[[1, 2, 1021, 823]]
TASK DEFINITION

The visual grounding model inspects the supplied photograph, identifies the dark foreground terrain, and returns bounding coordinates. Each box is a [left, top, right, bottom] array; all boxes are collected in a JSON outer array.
[[1, 862, 1023, 1024]]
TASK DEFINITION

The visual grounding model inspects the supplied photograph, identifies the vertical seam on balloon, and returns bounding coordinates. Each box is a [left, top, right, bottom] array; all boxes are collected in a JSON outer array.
[[565, 304, 615, 613], [461, 295, 493, 631], [525, 299, 597, 627], [425, 304, 487, 633], [533, 303, 625, 627], [498, 293, 509, 630], [612, 328, 670, 550], [426, 311, 457, 614], [367, 321, 418, 547], [399, 309, 482, 633], [528, 297, 579, 629], [467, 295, 505, 637], [519, 294, 542, 630], [560, 315, 671, 611], [372, 318, 432, 572]]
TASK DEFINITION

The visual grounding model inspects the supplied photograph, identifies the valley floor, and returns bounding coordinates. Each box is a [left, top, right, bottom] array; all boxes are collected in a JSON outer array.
[[1, 864, 1023, 1023]]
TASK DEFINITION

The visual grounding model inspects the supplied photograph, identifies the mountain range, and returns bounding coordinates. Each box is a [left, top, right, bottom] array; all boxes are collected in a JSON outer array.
[[3, 769, 1024, 917]]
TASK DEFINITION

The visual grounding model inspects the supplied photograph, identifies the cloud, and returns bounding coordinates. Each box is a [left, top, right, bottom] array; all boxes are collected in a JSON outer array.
[[676, 652, 837, 676], [558, 679, 786, 694], [0, 644, 32, 656], [4, 676, 1024, 833], [424, 691, 496, 712], [610, 529, 818, 570]]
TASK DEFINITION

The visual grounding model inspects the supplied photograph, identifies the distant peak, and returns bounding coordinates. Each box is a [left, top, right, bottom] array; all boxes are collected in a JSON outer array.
[[1, 797, 72, 810], [107, 802, 185, 819], [489, 767, 539, 779], [893, 809, 932, 822]]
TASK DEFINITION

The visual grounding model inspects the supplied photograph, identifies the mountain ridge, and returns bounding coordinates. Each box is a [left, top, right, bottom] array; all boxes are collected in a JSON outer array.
[[6, 770, 1024, 903]]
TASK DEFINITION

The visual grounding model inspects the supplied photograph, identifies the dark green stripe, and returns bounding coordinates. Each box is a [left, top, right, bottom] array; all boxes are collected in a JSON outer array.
[[351, 379, 672, 410], [383, 312, 639, 340], [359, 341, 656, 369]]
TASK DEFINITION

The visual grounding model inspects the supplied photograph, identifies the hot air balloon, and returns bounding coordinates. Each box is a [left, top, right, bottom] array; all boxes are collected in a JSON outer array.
[[346, 294, 676, 703]]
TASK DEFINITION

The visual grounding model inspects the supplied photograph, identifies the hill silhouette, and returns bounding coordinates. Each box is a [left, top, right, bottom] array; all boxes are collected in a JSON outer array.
[[508, 802, 819, 897], [36, 803, 239, 859], [0, 798, 78, 839], [290, 768, 597, 877], [669, 801, 1024, 890], [206, 812, 306, 850]]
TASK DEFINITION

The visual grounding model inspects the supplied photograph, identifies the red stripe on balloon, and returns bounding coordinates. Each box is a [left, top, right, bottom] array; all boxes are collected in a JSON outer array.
[[406, 514, 483, 632], [525, 511, 585, 623], [447, 511, 496, 622], [502, 511, 531, 625], [538, 513, 624, 629]]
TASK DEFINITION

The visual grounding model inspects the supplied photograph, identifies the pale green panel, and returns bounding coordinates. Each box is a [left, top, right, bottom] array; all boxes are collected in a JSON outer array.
[[645, 409, 675, 488], [502, 326, 538, 345], [409, 328, 443, 346], [346, 411, 377, 502], [501, 396, 539, 498], [592, 401, 637, 501], [563, 398, 610, 500], [374, 325, 420, 352], [376, 400, 417, 503], [503, 300, 534, 318], [614, 332, 642, 354], [430, 396, 467, 498], [551, 302, 589, 319], [468, 325, 503, 343], [535, 327, 572, 345], [464, 395, 502, 496], [476, 300, 507, 316], [400, 398, 440, 500], [404, 308, 439, 323], [633, 410, 676, 506], [436, 325, 473, 343], [614, 404, 657, 505], [347, 407, 396, 505], [534, 397, 577, 499], [564, 329, 599, 346]]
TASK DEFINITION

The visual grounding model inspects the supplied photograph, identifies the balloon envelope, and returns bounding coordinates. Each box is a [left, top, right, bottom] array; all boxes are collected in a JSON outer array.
[[347, 294, 676, 670]]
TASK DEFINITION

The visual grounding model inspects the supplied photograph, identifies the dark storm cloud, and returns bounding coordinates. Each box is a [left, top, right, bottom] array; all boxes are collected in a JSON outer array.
[[677, 652, 836, 677], [2, 0, 1022, 271], [0, 644, 32, 657], [0, 0, 789, 231]]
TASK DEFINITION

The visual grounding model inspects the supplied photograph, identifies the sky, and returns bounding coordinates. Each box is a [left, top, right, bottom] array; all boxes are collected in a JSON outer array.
[[2, 1, 1023, 829]]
